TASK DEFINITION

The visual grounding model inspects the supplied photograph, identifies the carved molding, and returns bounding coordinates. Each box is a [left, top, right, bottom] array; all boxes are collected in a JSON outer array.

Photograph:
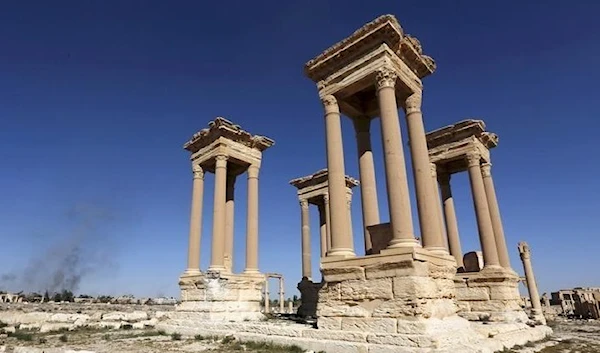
[[405, 92, 422, 114], [323, 193, 329, 203], [375, 66, 397, 89], [300, 199, 309, 208]]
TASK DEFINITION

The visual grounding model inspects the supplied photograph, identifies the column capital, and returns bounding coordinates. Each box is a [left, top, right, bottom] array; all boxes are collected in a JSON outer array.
[[321, 95, 339, 111], [248, 164, 259, 178], [215, 154, 229, 167], [375, 66, 397, 89], [192, 164, 204, 179], [323, 192, 329, 203], [466, 152, 481, 167], [518, 241, 531, 260], [404, 92, 423, 114], [481, 162, 492, 178], [300, 199, 309, 209]]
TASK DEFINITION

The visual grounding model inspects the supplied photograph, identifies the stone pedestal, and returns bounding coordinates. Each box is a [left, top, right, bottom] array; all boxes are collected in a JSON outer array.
[[177, 271, 265, 321], [314, 249, 485, 349], [297, 278, 323, 318], [454, 268, 528, 323]]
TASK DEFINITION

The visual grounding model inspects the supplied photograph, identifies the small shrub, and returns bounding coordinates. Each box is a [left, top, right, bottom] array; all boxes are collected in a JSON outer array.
[[38, 337, 47, 344], [59, 334, 68, 342], [121, 324, 133, 330], [194, 334, 205, 341], [157, 330, 167, 336], [171, 332, 182, 341], [0, 321, 8, 329], [8, 330, 34, 341], [103, 333, 111, 340]]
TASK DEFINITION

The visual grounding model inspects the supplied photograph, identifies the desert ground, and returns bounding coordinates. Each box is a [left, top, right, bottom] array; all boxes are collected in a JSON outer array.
[[2, 313, 600, 353]]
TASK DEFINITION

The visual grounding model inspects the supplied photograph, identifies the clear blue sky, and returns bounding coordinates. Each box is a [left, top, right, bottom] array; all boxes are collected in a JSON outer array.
[[1, 1, 598, 298]]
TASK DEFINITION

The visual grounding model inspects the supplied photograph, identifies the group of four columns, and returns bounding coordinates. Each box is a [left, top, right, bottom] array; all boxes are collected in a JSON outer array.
[[184, 156, 261, 275]]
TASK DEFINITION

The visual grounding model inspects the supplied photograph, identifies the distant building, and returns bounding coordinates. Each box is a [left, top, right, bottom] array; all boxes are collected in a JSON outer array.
[[551, 287, 600, 319]]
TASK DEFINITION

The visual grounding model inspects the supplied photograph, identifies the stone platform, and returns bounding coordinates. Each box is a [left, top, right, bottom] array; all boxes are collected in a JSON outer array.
[[156, 316, 551, 353], [455, 267, 528, 323], [177, 270, 265, 321]]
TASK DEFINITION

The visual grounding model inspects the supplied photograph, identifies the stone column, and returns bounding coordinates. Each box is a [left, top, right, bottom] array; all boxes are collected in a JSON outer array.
[[318, 203, 327, 258], [264, 278, 270, 314], [404, 91, 446, 253], [430, 163, 448, 250], [279, 278, 285, 313], [353, 117, 380, 254], [324, 193, 332, 255], [321, 95, 354, 257], [466, 152, 500, 268], [244, 164, 260, 274], [288, 300, 293, 314], [438, 172, 464, 269], [375, 67, 417, 249], [481, 162, 512, 270], [209, 155, 228, 271], [224, 174, 236, 272], [518, 242, 544, 322], [300, 199, 312, 280], [184, 164, 204, 275]]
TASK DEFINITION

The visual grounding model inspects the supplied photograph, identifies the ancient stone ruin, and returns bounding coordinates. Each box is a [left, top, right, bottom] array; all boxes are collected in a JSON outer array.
[[177, 117, 274, 321], [0, 14, 555, 353], [158, 14, 552, 352]]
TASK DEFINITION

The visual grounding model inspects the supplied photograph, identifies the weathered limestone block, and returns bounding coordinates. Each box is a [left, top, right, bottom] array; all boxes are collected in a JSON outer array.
[[371, 299, 429, 318], [317, 317, 342, 330], [303, 329, 368, 342], [318, 303, 371, 318], [341, 318, 397, 333], [469, 300, 522, 312], [392, 277, 438, 300], [456, 287, 490, 301], [463, 251, 483, 272], [364, 259, 428, 280], [341, 278, 393, 301], [322, 266, 366, 282], [366, 333, 436, 348], [489, 285, 520, 300], [436, 279, 456, 299]]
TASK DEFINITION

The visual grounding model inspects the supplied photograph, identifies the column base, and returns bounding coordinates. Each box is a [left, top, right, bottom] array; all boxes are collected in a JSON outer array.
[[178, 271, 266, 322], [326, 248, 355, 258], [426, 246, 450, 256]]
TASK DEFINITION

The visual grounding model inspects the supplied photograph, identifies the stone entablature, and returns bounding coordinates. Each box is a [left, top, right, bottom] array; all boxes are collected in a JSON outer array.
[[304, 14, 435, 83], [427, 119, 498, 174], [290, 168, 358, 204]]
